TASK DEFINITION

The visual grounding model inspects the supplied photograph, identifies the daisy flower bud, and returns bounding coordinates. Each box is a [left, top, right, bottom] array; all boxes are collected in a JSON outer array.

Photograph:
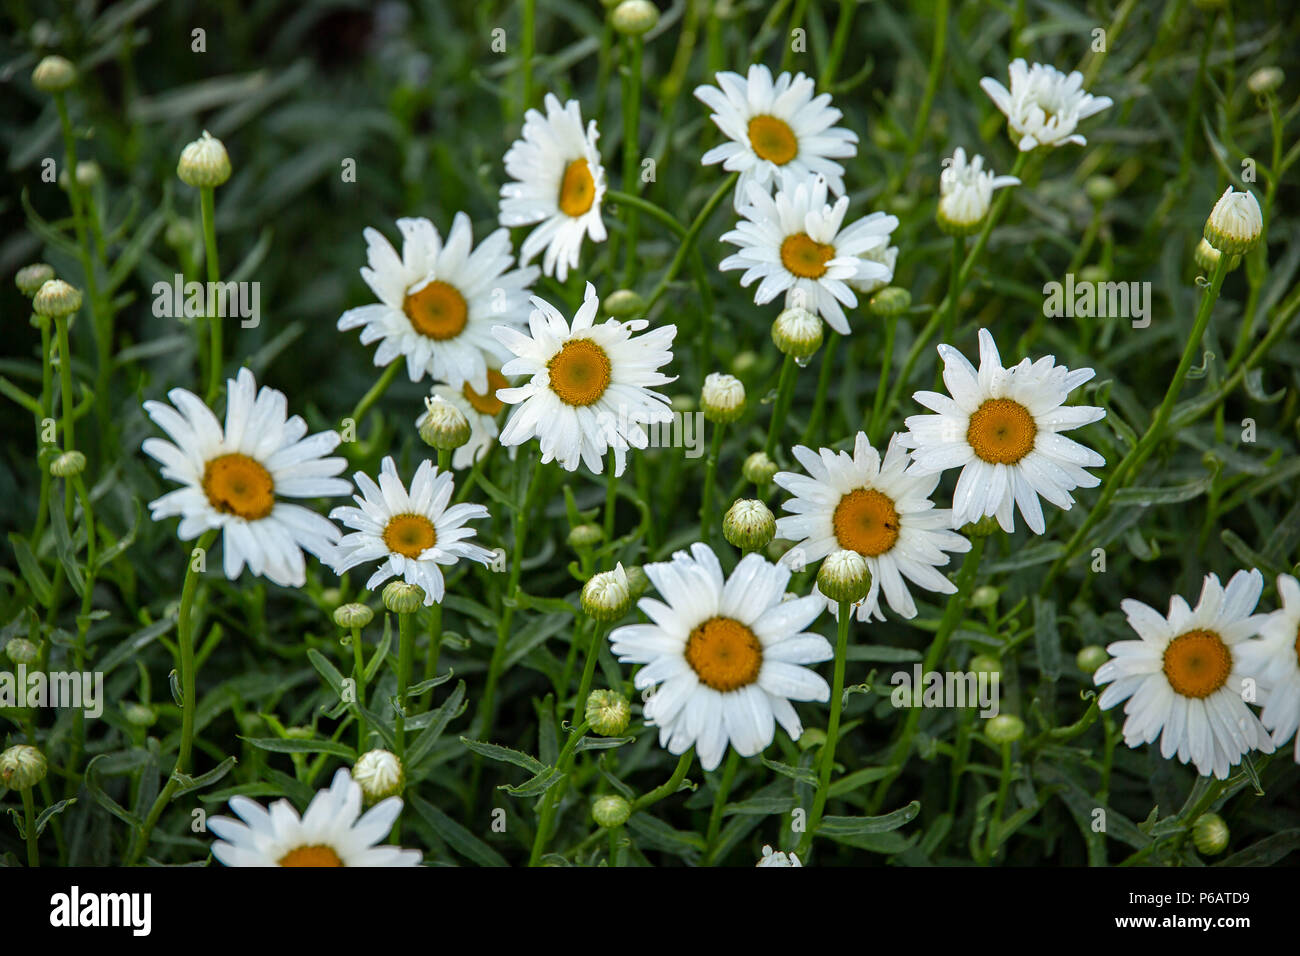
[[816, 549, 871, 605], [1204, 187, 1263, 255], [1247, 67, 1283, 96], [980, 59, 1112, 152], [5, 637, 39, 666], [960, 516, 1003, 538], [177, 130, 232, 189], [0, 744, 47, 790], [1075, 645, 1109, 675], [1193, 237, 1240, 276], [585, 689, 631, 736], [16, 263, 54, 297], [582, 564, 633, 621], [49, 450, 86, 477], [937, 147, 1019, 236], [568, 523, 604, 551], [771, 306, 823, 359], [868, 286, 911, 317], [743, 451, 778, 485], [352, 749, 405, 803], [1084, 175, 1118, 205], [969, 654, 1001, 677], [333, 602, 374, 630], [123, 702, 157, 727], [1192, 813, 1229, 856], [382, 580, 425, 615], [32, 278, 82, 318], [731, 350, 760, 376], [757, 845, 802, 867], [418, 395, 471, 450], [985, 714, 1025, 744], [970, 584, 999, 609], [723, 499, 775, 551], [592, 794, 631, 828], [701, 372, 746, 423], [610, 0, 659, 36], [31, 54, 76, 93], [604, 288, 645, 318], [623, 564, 650, 599], [165, 218, 197, 250], [672, 394, 697, 414], [59, 160, 101, 191]]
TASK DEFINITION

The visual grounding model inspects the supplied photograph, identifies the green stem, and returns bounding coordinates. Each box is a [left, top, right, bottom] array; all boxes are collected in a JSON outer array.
[[528, 719, 590, 866], [646, 172, 737, 310], [621, 36, 644, 285], [22, 788, 39, 867], [395, 609, 416, 756], [571, 620, 606, 725], [798, 599, 851, 858], [866, 312, 898, 443], [200, 187, 222, 404], [520, 0, 535, 116], [802, 333, 840, 444], [885, 0, 948, 201], [631, 749, 694, 812], [350, 624, 368, 750], [699, 422, 726, 540], [703, 748, 740, 863], [53, 314, 77, 517], [604, 450, 620, 541], [764, 354, 797, 458], [348, 360, 401, 429], [822, 0, 856, 91]]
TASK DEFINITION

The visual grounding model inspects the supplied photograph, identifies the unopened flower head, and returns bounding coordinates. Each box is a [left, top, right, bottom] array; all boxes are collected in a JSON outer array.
[[32, 55, 76, 92], [50, 450, 86, 477], [624, 564, 650, 599], [16, 263, 54, 297], [604, 288, 645, 318], [980, 59, 1113, 151], [352, 749, 404, 803], [1075, 645, 1109, 675], [985, 714, 1025, 744], [0, 744, 47, 790], [868, 286, 911, 318], [757, 845, 802, 867], [816, 549, 871, 605], [723, 498, 775, 551], [610, 0, 659, 36], [585, 689, 631, 736], [701, 372, 746, 423], [33, 279, 82, 318], [382, 580, 426, 614], [60, 160, 101, 191], [582, 563, 633, 621], [1193, 237, 1240, 275], [771, 306, 823, 358], [333, 602, 374, 630], [937, 147, 1020, 235], [419, 395, 472, 450], [1192, 813, 1230, 855], [1247, 67, 1283, 96], [568, 523, 604, 550], [177, 130, 232, 188], [1204, 187, 1263, 255], [5, 637, 39, 666], [743, 451, 778, 485], [592, 794, 631, 828]]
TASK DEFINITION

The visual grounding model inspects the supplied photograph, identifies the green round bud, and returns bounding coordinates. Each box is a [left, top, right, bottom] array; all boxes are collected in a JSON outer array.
[[382, 580, 425, 614], [960, 516, 1002, 538], [985, 714, 1025, 744], [969, 584, 999, 609], [418, 395, 471, 450], [798, 727, 827, 751], [1247, 67, 1283, 96], [742, 451, 778, 486], [333, 602, 374, 629], [165, 218, 197, 250], [59, 160, 101, 191], [49, 450, 86, 477], [568, 523, 604, 551], [730, 350, 760, 376], [771, 306, 823, 359], [123, 702, 158, 727], [5, 637, 40, 666], [1192, 812, 1230, 856], [353, 749, 404, 803], [604, 288, 645, 318], [582, 564, 633, 621], [623, 564, 650, 599], [16, 263, 55, 297], [1193, 237, 1240, 275], [701, 372, 746, 424], [969, 654, 1001, 677], [0, 744, 47, 790], [723, 499, 775, 552], [1075, 645, 1110, 675], [592, 793, 632, 828], [1084, 175, 1118, 205], [1204, 188, 1263, 255], [817, 549, 872, 604], [32, 55, 76, 93], [177, 130, 232, 188], [32, 278, 82, 318], [285, 725, 314, 740], [585, 689, 631, 736], [610, 0, 659, 36], [868, 286, 912, 318]]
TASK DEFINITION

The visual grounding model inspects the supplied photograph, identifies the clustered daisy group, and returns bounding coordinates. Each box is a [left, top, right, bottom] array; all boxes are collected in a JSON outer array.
[[134, 39, 1294, 869]]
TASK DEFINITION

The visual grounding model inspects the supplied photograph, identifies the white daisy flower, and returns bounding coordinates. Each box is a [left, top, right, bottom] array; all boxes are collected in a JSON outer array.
[[1238, 574, 1300, 763], [1094, 570, 1275, 780], [695, 63, 858, 209], [720, 176, 899, 335], [774, 432, 971, 622], [757, 845, 802, 867], [902, 328, 1106, 535], [499, 93, 607, 282], [142, 367, 348, 588], [937, 146, 1020, 234], [847, 243, 898, 296], [330, 455, 494, 606], [208, 768, 420, 866], [419, 368, 512, 469], [337, 215, 538, 393], [608, 542, 831, 771], [493, 283, 676, 477], [979, 58, 1113, 152]]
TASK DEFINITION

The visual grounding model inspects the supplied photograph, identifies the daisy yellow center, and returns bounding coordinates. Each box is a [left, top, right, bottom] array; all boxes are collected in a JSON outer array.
[[383, 513, 437, 559], [780, 233, 835, 279], [202, 453, 274, 521], [966, 398, 1037, 464], [404, 281, 468, 341], [278, 844, 344, 867], [832, 488, 900, 557], [747, 115, 798, 165], [685, 616, 762, 693], [559, 159, 596, 217], [1162, 629, 1232, 699], [463, 369, 509, 416], [547, 339, 611, 407]]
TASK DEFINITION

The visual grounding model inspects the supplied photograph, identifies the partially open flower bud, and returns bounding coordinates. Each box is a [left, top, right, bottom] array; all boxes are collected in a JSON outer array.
[[50, 450, 86, 477], [0, 744, 47, 790], [382, 580, 425, 614], [592, 793, 632, 828], [33, 279, 82, 318], [1247, 67, 1283, 96], [610, 0, 659, 36], [16, 263, 54, 297], [177, 130, 232, 188], [418, 395, 471, 450], [1203, 187, 1263, 255], [723, 499, 775, 551], [743, 451, 778, 485], [817, 549, 871, 604], [353, 749, 404, 803], [756, 845, 802, 866], [582, 564, 633, 621], [701, 373, 746, 424], [333, 602, 374, 630], [32, 55, 76, 93], [585, 690, 631, 736], [772, 306, 823, 359]]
